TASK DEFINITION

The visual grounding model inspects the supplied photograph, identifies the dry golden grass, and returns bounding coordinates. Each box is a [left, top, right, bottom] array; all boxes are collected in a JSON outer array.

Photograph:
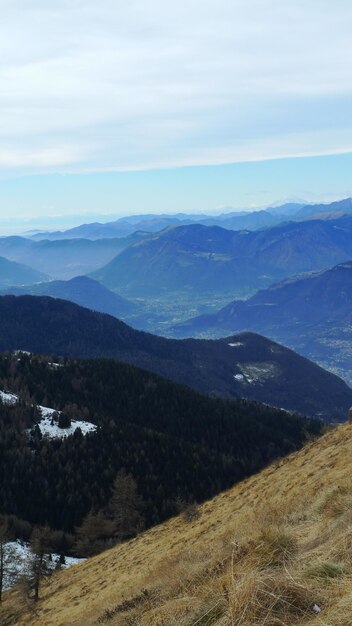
[[3, 422, 352, 626]]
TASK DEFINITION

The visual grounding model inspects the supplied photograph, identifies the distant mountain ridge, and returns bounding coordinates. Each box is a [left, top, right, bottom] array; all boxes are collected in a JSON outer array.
[[27, 199, 352, 241], [26, 202, 308, 241], [28, 209, 285, 240], [0, 295, 350, 420], [293, 197, 352, 220], [91, 215, 352, 298]]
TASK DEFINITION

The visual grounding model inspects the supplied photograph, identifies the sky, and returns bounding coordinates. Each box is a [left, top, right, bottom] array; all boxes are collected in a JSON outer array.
[[0, 0, 351, 224]]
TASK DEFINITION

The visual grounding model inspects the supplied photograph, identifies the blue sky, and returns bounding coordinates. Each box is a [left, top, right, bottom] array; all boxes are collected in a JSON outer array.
[[0, 0, 351, 225]]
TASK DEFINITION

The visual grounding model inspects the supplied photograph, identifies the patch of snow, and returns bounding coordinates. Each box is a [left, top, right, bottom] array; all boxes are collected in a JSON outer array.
[[39, 416, 97, 439], [234, 374, 245, 381], [0, 390, 19, 405], [0, 389, 97, 440], [48, 362, 64, 369], [37, 405, 97, 439], [38, 405, 57, 418], [13, 350, 31, 356], [228, 342, 244, 348], [3, 540, 84, 590]]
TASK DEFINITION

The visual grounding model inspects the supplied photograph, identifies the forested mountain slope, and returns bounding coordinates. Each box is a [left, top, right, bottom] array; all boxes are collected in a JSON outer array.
[[0, 352, 320, 534]]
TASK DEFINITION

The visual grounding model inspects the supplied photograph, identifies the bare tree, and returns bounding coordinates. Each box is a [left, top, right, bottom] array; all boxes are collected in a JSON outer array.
[[27, 527, 52, 602], [109, 470, 145, 542], [75, 511, 114, 557]]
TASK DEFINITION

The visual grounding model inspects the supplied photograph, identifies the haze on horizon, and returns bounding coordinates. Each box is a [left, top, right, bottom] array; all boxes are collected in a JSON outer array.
[[0, 0, 351, 222]]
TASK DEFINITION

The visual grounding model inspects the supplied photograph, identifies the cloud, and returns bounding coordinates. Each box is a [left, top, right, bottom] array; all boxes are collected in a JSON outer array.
[[0, 0, 351, 173]]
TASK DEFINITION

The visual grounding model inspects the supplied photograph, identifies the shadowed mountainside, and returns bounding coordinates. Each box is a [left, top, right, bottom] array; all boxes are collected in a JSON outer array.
[[0, 295, 350, 420]]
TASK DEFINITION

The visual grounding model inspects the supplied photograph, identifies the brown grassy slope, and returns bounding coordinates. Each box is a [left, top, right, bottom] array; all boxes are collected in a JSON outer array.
[[3, 422, 352, 626]]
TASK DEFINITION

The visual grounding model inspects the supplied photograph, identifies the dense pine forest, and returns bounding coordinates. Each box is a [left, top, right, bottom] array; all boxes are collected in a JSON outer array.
[[0, 352, 322, 555]]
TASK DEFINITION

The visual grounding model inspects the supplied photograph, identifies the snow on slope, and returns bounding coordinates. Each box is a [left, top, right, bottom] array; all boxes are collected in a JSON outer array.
[[3, 540, 84, 590], [38, 406, 97, 438], [0, 389, 97, 439], [0, 390, 19, 405]]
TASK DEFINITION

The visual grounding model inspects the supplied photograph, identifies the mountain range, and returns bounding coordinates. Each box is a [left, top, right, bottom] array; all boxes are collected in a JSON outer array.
[[31, 209, 284, 240], [0, 201, 350, 304], [28, 204, 302, 240], [28, 198, 352, 241], [91, 215, 352, 298], [0, 295, 350, 420]]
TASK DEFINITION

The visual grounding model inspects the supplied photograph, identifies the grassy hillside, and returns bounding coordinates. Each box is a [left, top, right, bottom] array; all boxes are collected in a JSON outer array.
[[3, 421, 352, 625]]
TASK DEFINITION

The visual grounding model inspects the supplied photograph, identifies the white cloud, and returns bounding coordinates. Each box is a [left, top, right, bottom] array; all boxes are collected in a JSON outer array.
[[0, 0, 351, 173], [0, 145, 83, 167]]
